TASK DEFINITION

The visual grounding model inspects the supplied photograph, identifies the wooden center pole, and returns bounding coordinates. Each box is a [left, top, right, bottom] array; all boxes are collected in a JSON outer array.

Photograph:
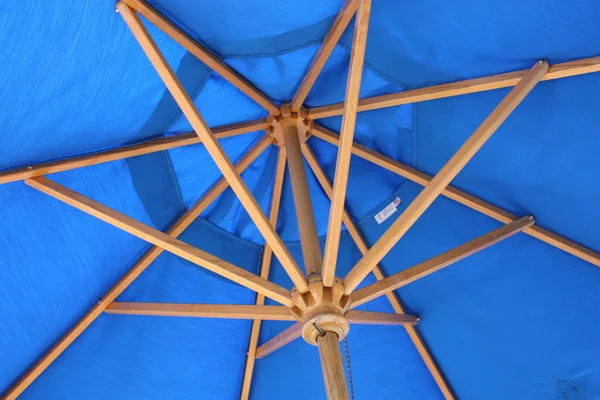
[[317, 332, 350, 400], [283, 124, 322, 276]]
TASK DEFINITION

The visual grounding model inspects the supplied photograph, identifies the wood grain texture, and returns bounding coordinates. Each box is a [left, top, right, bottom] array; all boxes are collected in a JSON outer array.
[[284, 125, 322, 275], [343, 61, 549, 294], [117, 2, 308, 293], [317, 332, 350, 400], [106, 303, 297, 321], [121, 0, 279, 115], [0, 119, 267, 185], [351, 216, 535, 307], [188, 137, 274, 217], [289, 0, 358, 112], [26, 176, 293, 307], [310, 124, 600, 269], [255, 323, 303, 359], [321, 0, 371, 287], [346, 310, 418, 325], [0, 136, 271, 400], [240, 147, 287, 400], [307, 56, 600, 119], [301, 142, 455, 398]]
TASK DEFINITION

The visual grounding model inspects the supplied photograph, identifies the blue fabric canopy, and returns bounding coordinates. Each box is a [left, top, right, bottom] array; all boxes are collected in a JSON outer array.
[[1, 0, 599, 399]]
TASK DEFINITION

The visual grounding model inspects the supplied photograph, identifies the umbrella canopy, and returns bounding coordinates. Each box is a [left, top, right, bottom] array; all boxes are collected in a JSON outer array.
[[1, 0, 600, 399]]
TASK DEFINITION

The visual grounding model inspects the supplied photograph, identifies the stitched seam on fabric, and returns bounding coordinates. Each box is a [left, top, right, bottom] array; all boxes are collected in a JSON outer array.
[[412, 103, 420, 170], [146, 1, 222, 61], [195, 213, 264, 250], [157, 67, 213, 134], [337, 42, 408, 90], [277, 182, 408, 248], [360, 184, 407, 222], [159, 150, 186, 213], [221, 38, 324, 59], [147, 0, 332, 60], [227, 132, 264, 236]]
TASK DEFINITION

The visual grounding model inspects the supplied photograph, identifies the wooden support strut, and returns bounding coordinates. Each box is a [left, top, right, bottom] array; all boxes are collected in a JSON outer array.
[[343, 60, 549, 294], [258, 312, 414, 360], [240, 147, 287, 400], [0, 135, 272, 400], [117, 2, 308, 293], [121, 0, 280, 115], [309, 125, 600, 269], [301, 142, 456, 399], [26, 176, 293, 307], [255, 323, 303, 359], [106, 303, 298, 321], [321, 0, 371, 287], [351, 216, 535, 308], [306, 56, 600, 120], [346, 310, 418, 325], [284, 125, 322, 276], [253, 311, 419, 360]]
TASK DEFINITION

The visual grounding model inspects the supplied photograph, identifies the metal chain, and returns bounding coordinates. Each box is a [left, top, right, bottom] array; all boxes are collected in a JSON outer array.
[[343, 337, 355, 400]]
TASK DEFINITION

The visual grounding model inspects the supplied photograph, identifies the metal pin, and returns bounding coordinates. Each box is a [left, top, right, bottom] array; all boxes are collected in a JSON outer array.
[[313, 323, 326, 337]]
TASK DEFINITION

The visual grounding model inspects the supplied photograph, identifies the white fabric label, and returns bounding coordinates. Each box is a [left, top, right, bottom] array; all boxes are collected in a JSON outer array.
[[374, 197, 401, 224]]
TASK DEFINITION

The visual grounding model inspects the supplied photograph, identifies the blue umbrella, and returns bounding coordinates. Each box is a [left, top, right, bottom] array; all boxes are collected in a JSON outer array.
[[1, 0, 599, 399]]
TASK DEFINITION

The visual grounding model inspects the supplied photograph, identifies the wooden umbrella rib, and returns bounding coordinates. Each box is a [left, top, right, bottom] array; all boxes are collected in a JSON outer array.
[[0, 135, 271, 400], [117, 3, 308, 293], [121, 0, 279, 115], [0, 118, 267, 186], [289, 0, 358, 112], [240, 147, 287, 400], [106, 303, 297, 321], [210, 118, 271, 137], [351, 216, 535, 307], [301, 142, 455, 399], [306, 56, 600, 119], [343, 60, 549, 294], [309, 124, 600, 269], [321, 0, 372, 287], [25, 176, 293, 307], [255, 323, 303, 359]]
